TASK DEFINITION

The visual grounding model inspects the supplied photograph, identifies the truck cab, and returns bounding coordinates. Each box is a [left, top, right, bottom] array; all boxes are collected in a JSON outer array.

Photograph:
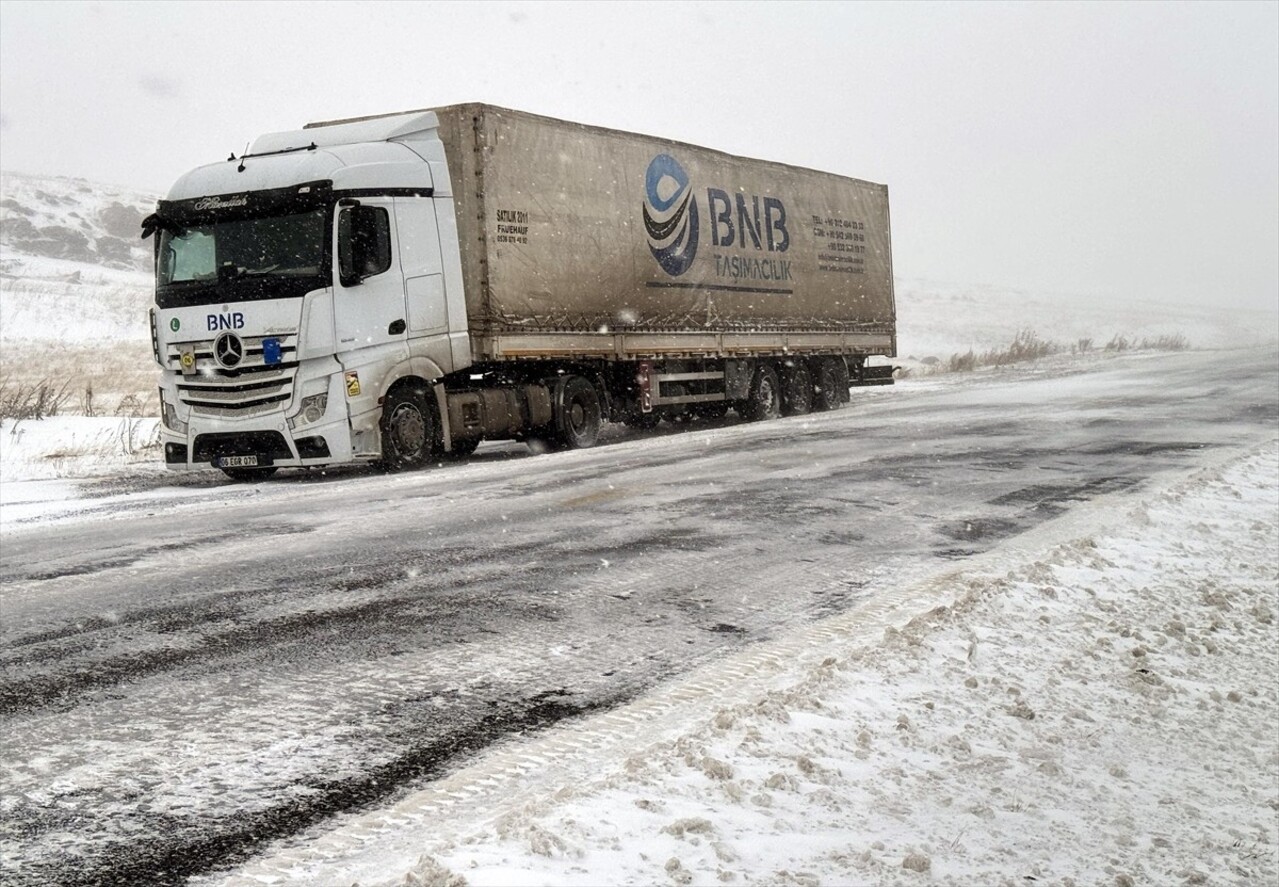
[[146, 112, 468, 478]]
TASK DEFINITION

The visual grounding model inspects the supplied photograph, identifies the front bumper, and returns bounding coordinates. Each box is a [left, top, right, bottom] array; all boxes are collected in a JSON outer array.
[[162, 413, 357, 471]]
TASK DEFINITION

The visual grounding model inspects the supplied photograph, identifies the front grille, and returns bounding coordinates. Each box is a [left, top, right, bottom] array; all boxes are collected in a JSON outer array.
[[166, 334, 299, 414]]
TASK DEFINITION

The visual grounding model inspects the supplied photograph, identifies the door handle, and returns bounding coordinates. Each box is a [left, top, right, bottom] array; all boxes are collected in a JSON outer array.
[[388, 319, 406, 335]]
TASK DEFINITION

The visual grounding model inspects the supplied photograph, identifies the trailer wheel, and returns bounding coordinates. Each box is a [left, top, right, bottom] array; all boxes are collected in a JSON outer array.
[[553, 376, 602, 449], [813, 358, 847, 412], [220, 466, 279, 482], [741, 364, 781, 422], [380, 386, 438, 470], [779, 360, 814, 416], [836, 358, 851, 405]]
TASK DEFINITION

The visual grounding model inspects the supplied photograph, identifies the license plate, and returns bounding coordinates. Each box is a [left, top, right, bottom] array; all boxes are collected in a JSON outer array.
[[218, 455, 259, 468]]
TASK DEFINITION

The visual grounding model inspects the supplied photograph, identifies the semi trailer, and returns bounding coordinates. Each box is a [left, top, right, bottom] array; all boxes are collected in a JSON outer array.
[[143, 104, 896, 479]]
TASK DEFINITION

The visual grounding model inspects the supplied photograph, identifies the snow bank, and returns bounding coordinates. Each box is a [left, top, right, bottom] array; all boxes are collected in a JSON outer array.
[[215, 440, 1278, 886], [406, 443, 1279, 886]]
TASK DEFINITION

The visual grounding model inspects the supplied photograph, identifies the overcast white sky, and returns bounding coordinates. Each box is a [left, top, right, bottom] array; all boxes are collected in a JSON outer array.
[[1, 1, 1276, 310]]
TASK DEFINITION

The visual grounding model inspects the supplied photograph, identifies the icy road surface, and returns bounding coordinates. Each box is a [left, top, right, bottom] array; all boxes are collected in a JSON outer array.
[[1, 348, 1276, 886]]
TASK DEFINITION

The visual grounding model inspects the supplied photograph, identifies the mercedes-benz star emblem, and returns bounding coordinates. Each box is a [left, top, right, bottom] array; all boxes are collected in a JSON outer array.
[[214, 332, 244, 369]]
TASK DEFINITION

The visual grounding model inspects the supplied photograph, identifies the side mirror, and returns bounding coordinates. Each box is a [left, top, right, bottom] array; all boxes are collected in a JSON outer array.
[[140, 212, 160, 240], [338, 202, 391, 288]]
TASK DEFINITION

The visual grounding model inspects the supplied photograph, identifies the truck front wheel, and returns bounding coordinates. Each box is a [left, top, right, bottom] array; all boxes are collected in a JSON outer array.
[[380, 387, 439, 470], [553, 376, 602, 449]]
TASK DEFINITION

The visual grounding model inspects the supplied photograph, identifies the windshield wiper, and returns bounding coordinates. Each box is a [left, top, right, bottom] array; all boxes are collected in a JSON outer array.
[[217, 264, 317, 281], [238, 264, 280, 278]]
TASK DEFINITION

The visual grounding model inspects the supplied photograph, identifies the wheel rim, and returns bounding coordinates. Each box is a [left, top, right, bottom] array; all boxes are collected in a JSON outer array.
[[390, 403, 426, 454], [570, 400, 587, 433]]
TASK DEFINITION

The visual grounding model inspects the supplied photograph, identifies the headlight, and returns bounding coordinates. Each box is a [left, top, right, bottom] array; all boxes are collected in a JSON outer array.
[[160, 390, 187, 434], [288, 393, 328, 430]]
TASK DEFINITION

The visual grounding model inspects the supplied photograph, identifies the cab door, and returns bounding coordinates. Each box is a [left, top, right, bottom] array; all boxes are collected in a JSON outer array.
[[333, 197, 408, 357], [394, 195, 454, 374]]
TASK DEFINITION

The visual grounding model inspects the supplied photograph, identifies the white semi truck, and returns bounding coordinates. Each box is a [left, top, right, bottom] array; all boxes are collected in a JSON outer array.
[[144, 104, 896, 479]]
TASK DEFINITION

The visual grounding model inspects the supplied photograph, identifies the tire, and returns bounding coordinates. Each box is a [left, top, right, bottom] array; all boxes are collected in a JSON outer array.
[[833, 358, 851, 405], [553, 376, 602, 449], [379, 386, 439, 470], [812, 358, 846, 412], [740, 363, 781, 422], [779, 360, 814, 416], [220, 466, 278, 482]]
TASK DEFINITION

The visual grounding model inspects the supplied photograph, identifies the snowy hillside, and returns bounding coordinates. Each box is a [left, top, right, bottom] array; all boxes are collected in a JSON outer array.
[[0, 171, 156, 345], [0, 171, 154, 272]]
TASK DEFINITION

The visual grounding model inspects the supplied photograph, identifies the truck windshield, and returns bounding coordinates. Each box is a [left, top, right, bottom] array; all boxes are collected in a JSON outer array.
[[158, 209, 326, 287]]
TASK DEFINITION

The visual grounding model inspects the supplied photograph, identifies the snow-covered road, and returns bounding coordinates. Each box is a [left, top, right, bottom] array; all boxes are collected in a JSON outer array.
[[2, 347, 1276, 885], [228, 437, 1278, 887]]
